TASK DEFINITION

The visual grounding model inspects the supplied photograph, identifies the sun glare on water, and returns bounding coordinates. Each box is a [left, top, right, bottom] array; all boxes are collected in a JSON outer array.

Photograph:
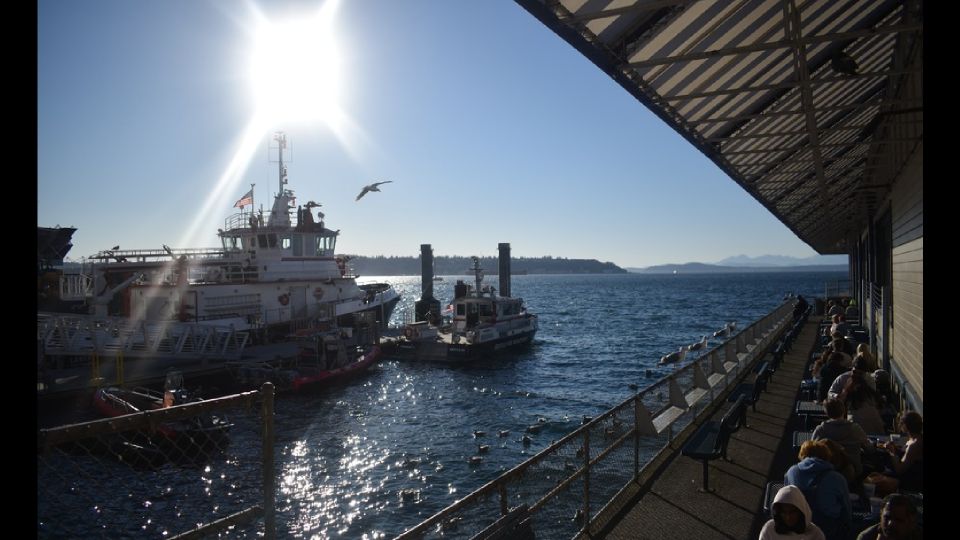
[[249, 0, 343, 127]]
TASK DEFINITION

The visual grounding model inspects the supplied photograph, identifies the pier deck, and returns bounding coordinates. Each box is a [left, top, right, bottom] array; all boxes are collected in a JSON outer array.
[[593, 319, 816, 539]]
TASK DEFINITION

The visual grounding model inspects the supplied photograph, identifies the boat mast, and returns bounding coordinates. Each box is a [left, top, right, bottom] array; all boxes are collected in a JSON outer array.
[[275, 132, 288, 194], [471, 256, 483, 298]]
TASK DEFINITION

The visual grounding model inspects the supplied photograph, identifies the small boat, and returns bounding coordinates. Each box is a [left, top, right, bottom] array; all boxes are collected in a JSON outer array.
[[229, 324, 382, 392], [433, 276, 444, 282], [396, 256, 538, 362], [92, 372, 231, 463]]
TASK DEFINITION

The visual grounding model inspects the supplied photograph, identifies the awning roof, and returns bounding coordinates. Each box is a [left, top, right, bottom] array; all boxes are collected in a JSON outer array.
[[516, 0, 923, 253]]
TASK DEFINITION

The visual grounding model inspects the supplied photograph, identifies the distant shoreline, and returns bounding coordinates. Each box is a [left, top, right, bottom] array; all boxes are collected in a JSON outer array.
[[626, 263, 847, 274]]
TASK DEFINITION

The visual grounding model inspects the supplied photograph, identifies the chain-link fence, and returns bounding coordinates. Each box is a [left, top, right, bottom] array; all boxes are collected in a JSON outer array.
[[395, 301, 793, 539], [37, 384, 275, 539]]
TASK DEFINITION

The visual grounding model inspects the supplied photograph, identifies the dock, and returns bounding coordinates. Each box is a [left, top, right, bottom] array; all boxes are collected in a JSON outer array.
[[590, 319, 817, 539]]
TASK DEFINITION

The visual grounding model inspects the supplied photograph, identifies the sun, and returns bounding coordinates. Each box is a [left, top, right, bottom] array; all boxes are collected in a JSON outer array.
[[248, 1, 342, 126]]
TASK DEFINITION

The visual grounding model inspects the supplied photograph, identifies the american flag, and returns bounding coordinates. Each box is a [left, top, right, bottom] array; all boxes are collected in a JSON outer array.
[[234, 188, 254, 208]]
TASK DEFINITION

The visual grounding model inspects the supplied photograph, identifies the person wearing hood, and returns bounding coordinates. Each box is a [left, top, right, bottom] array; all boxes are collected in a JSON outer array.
[[759, 484, 826, 539], [785, 440, 852, 540]]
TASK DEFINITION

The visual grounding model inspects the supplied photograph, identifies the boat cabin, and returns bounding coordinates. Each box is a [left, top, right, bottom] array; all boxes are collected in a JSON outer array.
[[452, 296, 524, 331]]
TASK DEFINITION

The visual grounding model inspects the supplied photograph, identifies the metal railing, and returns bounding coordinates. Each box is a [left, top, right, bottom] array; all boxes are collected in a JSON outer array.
[[824, 279, 851, 299], [38, 314, 250, 359], [396, 301, 793, 539], [37, 383, 276, 539]]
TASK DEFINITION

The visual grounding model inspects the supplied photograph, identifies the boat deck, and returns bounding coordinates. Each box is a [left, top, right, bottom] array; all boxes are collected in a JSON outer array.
[[587, 319, 817, 539]]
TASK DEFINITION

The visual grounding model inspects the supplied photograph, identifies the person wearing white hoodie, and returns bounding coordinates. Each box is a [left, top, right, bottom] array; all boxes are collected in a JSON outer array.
[[759, 485, 826, 540]]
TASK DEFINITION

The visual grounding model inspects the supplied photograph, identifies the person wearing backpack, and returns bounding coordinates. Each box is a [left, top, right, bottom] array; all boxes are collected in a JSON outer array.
[[785, 440, 852, 540]]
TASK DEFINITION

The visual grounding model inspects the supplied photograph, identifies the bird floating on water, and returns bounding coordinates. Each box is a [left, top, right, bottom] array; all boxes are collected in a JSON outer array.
[[355, 180, 392, 201]]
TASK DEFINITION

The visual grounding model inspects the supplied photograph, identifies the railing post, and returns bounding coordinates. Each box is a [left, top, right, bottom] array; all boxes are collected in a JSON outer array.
[[634, 396, 641, 481], [582, 429, 590, 534], [262, 382, 276, 540], [498, 484, 508, 515]]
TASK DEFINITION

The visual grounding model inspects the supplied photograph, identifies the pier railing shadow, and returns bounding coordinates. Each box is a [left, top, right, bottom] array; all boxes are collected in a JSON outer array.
[[394, 301, 793, 540], [37, 384, 277, 539]]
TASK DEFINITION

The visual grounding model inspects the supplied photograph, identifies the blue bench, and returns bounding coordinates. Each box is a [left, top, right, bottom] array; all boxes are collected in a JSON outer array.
[[729, 362, 771, 412], [681, 395, 748, 492]]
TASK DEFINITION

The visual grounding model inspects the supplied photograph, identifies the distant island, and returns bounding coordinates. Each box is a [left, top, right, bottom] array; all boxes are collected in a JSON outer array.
[[346, 255, 626, 275], [626, 262, 847, 274]]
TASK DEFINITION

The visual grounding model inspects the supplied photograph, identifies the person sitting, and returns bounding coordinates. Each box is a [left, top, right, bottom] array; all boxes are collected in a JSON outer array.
[[812, 398, 871, 481], [867, 412, 923, 496], [829, 314, 850, 337], [837, 364, 886, 435], [854, 344, 878, 373], [817, 352, 849, 404], [845, 299, 859, 320], [827, 300, 844, 317], [855, 493, 922, 540], [830, 333, 855, 364], [785, 440, 851, 540], [828, 356, 876, 401], [760, 484, 826, 540]]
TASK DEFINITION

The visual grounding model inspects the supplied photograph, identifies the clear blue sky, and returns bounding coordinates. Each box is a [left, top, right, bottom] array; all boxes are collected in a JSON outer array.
[[38, 0, 830, 269]]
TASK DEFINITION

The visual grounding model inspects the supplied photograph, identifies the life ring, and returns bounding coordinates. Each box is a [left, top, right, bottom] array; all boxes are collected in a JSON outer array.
[[278, 293, 290, 306], [404, 327, 414, 339], [313, 287, 324, 300]]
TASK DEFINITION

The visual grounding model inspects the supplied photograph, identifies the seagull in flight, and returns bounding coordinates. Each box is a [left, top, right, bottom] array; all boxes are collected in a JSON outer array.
[[356, 180, 393, 201]]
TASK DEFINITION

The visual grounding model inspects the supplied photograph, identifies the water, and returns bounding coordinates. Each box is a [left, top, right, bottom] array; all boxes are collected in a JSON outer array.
[[40, 271, 842, 538]]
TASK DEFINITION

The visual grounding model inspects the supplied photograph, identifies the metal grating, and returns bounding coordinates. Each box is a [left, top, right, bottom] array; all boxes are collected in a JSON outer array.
[[516, 0, 923, 253]]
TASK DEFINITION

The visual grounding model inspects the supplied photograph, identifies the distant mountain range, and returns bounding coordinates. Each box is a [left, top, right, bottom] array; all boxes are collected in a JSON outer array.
[[626, 255, 848, 274], [714, 254, 847, 267]]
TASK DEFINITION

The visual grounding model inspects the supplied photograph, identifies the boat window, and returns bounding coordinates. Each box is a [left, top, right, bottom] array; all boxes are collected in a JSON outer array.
[[268, 234, 278, 248], [480, 303, 494, 317], [315, 235, 336, 255], [292, 234, 303, 256], [222, 236, 243, 251], [249, 236, 257, 248], [258, 234, 268, 248], [456, 304, 465, 316], [281, 235, 291, 249]]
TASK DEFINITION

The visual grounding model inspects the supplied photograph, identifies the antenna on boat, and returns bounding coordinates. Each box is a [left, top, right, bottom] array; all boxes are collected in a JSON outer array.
[[275, 132, 288, 194], [471, 256, 483, 297]]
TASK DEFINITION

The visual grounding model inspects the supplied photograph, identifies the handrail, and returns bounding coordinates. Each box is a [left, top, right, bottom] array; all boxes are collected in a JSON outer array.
[[396, 300, 793, 539]]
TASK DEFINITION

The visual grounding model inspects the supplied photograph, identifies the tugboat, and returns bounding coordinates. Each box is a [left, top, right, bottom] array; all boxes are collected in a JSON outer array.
[[51, 132, 400, 341], [398, 248, 538, 362], [228, 311, 383, 393]]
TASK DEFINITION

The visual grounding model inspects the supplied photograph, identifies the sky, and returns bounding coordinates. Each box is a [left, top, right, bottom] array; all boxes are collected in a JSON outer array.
[[38, 0, 832, 269]]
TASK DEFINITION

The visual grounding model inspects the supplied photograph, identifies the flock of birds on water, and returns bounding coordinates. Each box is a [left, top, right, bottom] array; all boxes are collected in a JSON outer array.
[[399, 321, 741, 479]]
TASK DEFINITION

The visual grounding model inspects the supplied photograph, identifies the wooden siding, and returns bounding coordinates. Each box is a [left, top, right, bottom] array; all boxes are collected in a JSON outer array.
[[890, 145, 923, 405]]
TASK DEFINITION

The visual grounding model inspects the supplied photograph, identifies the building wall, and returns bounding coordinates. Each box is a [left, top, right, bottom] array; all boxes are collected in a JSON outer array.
[[890, 143, 923, 409]]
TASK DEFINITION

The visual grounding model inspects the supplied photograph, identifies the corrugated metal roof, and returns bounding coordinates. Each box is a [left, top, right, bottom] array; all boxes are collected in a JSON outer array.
[[516, 0, 923, 253]]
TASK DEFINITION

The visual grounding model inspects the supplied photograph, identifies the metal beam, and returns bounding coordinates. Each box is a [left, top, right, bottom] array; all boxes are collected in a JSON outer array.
[[661, 68, 917, 102], [626, 22, 922, 69], [562, 0, 700, 24]]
